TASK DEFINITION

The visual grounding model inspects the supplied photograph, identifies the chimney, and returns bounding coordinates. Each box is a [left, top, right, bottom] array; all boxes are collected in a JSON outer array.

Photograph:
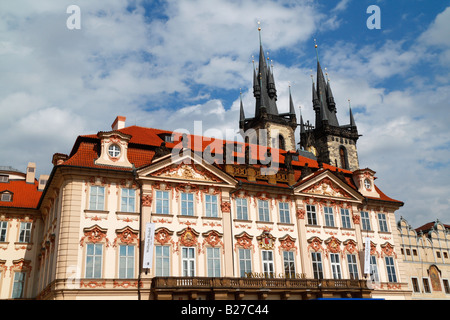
[[38, 174, 49, 191], [26, 162, 36, 184], [112, 116, 126, 130]]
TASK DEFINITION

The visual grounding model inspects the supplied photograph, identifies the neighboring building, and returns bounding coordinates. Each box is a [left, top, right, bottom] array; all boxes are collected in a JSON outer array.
[[1, 29, 445, 300], [397, 218, 450, 299], [0, 164, 46, 299]]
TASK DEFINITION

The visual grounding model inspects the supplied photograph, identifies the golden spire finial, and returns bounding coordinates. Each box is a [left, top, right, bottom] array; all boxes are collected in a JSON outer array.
[[257, 21, 261, 31]]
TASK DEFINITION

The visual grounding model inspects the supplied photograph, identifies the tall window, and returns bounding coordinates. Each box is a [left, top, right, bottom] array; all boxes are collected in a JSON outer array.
[[239, 248, 252, 277], [311, 252, 323, 279], [278, 134, 286, 150], [262, 250, 274, 278], [324, 206, 334, 227], [121, 188, 135, 212], [89, 186, 105, 210], [181, 193, 194, 216], [0, 221, 7, 242], [340, 208, 351, 229], [306, 205, 317, 225], [378, 213, 389, 232], [155, 245, 170, 276], [330, 253, 342, 279], [18, 222, 32, 243], [411, 277, 420, 293], [369, 255, 379, 282], [347, 254, 359, 280], [361, 211, 371, 231], [279, 202, 290, 224], [86, 243, 103, 278], [207, 247, 221, 277], [339, 146, 348, 169], [119, 245, 135, 278], [205, 194, 218, 218], [385, 256, 397, 282], [236, 198, 248, 220], [182, 247, 195, 276], [155, 190, 170, 214], [258, 200, 270, 222], [11, 272, 26, 299], [283, 251, 296, 278], [422, 278, 431, 293]]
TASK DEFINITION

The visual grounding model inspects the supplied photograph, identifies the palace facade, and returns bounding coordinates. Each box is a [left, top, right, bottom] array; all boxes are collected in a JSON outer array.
[[1, 32, 449, 300]]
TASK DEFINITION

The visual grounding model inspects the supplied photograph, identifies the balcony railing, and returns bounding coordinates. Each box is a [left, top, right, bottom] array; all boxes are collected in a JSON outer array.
[[152, 277, 368, 291]]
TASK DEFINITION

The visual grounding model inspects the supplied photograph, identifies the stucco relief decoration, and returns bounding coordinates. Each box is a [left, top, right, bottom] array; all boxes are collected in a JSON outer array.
[[257, 231, 276, 250], [175, 183, 199, 201], [381, 242, 396, 258], [234, 232, 254, 252], [221, 201, 231, 213], [296, 208, 305, 219], [142, 194, 152, 207], [325, 237, 341, 255], [352, 213, 360, 224], [303, 178, 351, 198], [278, 235, 297, 254], [307, 237, 323, 252], [155, 228, 174, 246], [177, 226, 199, 248], [343, 239, 358, 255], [10, 259, 32, 277], [0, 261, 7, 277], [114, 227, 139, 247], [254, 192, 273, 209], [154, 163, 221, 182], [201, 230, 224, 254], [80, 225, 109, 247]]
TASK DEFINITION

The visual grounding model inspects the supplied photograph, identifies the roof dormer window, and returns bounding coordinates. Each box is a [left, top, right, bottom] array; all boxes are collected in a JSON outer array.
[[1, 192, 12, 202], [108, 144, 121, 158], [0, 175, 8, 183]]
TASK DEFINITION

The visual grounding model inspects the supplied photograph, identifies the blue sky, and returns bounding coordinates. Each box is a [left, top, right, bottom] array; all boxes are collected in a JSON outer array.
[[0, 0, 449, 228]]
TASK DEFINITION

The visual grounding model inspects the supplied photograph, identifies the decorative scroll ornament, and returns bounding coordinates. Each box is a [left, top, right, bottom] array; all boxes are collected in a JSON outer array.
[[221, 201, 231, 213], [177, 226, 199, 247], [303, 178, 351, 198], [325, 236, 341, 254], [234, 232, 254, 251], [307, 236, 323, 252], [343, 239, 358, 255], [80, 225, 109, 247], [278, 235, 297, 254], [296, 208, 305, 219], [380, 242, 396, 258], [142, 194, 152, 207], [155, 228, 174, 246], [114, 227, 139, 247]]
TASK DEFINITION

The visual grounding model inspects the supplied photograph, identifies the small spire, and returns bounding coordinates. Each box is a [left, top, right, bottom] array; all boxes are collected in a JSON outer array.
[[239, 90, 245, 129], [349, 99, 357, 128], [258, 21, 262, 46], [289, 85, 295, 115], [314, 39, 319, 63]]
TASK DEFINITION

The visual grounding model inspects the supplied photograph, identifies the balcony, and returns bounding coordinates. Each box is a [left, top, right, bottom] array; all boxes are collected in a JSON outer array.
[[151, 276, 371, 300]]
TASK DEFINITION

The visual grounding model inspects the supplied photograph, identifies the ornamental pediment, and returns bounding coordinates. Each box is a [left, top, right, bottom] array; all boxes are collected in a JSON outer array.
[[153, 163, 222, 183], [303, 178, 351, 198]]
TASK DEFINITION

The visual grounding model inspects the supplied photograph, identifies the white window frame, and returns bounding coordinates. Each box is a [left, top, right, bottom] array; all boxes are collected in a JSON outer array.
[[378, 213, 389, 232], [89, 186, 105, 211], [324, 206, 334, 227], [180, 192, 194, 216], [283, 251, 296, 278], [18, 222, 32, 243], [347, 253, 359, 280], [1, 192, 12, 202], [118, 244, 135, 279], [207, 247, 221, 277], [0, 221, 7, 242], [258, 199, 270, 222], [239, 248, 252, 277], [306, 204, 317, 225], [279, 202, 290, 224], [261, 250, 274, 278], [121, 188, 135, 212], [236, 198, 248, 220], [155, 245, 170, 276], [108, 144, 121, 157], [340, 208, 351, 229], [311, 252, 323, 279], [182, 247, 195, 277], [385, 256, 397, 283], [205, 194, 218, 218], [85, 243, 103, 278], [361, 211, 371, 231], [411, 277, 420, 293], [155, 190, 170, 214], [330, 253, 342, 279], [11, 272, 26, 299], [369, 255, 379, 282], [422, 277, 431, 293]]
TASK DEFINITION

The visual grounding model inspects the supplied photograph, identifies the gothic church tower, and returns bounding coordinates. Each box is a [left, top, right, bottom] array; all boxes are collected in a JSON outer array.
[[299, 42, 360, 171], [239, 25, 297, 151]]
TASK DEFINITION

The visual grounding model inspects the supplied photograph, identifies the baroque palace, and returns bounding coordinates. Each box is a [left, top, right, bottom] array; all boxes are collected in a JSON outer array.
[[1, 32, 449, 300]]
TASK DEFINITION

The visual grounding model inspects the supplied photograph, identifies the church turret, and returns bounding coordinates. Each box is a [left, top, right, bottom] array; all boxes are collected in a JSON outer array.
[[299, 40, 361, 171]]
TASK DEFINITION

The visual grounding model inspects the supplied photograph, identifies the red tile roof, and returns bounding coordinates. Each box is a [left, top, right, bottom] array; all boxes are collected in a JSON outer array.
[[0, 179, 42, 209], [58, 125, 402, 205]]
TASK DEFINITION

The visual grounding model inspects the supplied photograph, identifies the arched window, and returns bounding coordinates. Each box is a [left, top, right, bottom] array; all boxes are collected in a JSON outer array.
[[339, 146, 348, 169]]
